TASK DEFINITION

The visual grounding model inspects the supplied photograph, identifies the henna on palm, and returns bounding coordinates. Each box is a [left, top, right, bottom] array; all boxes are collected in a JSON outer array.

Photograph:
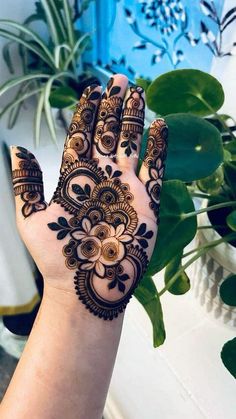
[[11, 75, 168, 321], [49, 162, 151, 320]]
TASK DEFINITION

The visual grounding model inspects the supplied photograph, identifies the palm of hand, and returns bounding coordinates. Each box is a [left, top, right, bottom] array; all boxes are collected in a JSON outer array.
[[12, 75, 167, 320]]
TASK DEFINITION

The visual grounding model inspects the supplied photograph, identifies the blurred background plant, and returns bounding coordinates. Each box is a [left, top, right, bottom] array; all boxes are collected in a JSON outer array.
[[135, 68, 236, 378], [0, 0, 97, 145]]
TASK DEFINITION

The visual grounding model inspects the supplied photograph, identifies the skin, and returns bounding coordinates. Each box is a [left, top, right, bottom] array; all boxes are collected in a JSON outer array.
[[0, 74, 167, 419]]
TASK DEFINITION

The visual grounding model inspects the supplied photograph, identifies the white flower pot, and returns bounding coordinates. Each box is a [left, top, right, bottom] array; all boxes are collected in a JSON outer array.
[[191, 200, 236, 328]]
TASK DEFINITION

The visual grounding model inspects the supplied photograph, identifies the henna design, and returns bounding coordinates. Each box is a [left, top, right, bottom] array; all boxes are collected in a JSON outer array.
[[49, 161, 152, 320], [144, 119, 168, 221], [120, 86, 145, 156], [61, 85, 101, 171], [94, 77, 123, 155], [12, 147, 47, 217]]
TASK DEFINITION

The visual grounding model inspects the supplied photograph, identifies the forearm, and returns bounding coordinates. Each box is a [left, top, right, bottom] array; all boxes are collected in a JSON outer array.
[[0, 283, 124, 419]]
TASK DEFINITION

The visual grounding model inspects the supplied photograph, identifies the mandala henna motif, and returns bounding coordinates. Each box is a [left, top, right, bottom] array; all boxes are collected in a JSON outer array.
[[61, 84, 101, 171], [48, 161, 152, 320], [94, 77, 123, 155], [144, 119, 168, 222], [12, 147, 47, 217], [120, 86, 145, 157]]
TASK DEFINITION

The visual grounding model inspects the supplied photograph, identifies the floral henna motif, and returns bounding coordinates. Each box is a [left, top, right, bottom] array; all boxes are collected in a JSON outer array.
[[120, 86, 145, 156], [12, 147, 47, 217], [61, 84, 101, 171], [48, 161, 152, 320], [94, 77, 123, 155], [144, 119, 168, 222]]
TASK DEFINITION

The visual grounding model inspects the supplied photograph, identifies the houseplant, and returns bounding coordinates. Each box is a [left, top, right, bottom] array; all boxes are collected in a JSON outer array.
[[135, 69, 236, 378], [0, 0, 96, 145]]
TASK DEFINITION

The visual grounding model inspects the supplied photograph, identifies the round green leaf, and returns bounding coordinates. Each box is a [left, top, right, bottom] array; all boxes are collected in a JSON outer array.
[[147, 69, 224, 116], [220, 275, 236, 306], [197, 166, 224, 194], [146, 180, 197, 275], [164, 114, 223, 182], [221, 337, 236, 379], [49, 86, 78, 108], [226, 211, 236, 232], [164, 253, 190, 295]]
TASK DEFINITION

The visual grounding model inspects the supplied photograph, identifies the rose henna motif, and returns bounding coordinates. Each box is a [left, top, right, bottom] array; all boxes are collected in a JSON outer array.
[[48, 162, 151, 320], [94, 77, 123, 156]]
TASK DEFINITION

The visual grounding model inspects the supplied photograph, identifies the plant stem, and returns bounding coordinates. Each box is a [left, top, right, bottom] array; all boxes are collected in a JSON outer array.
[[197, 95, 235, 140], [182, 232, 236, 259], [158, 233, 236, 296], [182, 200, 236, 219]]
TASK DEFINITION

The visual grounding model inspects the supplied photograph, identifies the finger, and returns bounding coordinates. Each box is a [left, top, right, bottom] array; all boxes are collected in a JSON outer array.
[[11, 146, 47, 220], [60, 84, 102, 172], [93, 74, 128, 159], [139, 119, 168, 222], [116, 86, 145, 171]]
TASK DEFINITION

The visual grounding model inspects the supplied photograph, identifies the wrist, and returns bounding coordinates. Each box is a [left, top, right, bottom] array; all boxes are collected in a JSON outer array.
[[42, 281, 125, 326]]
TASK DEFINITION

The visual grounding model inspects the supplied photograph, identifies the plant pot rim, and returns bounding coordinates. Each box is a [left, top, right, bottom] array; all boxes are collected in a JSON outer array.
[[198, 199, 236, 272]]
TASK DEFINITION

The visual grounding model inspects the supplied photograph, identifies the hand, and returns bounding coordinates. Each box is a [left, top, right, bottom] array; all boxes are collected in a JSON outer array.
[[11, 74, 168, 320]]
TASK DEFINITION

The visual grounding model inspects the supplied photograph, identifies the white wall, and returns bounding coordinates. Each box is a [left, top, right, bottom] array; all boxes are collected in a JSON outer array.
[[0, 0, 36, 105]]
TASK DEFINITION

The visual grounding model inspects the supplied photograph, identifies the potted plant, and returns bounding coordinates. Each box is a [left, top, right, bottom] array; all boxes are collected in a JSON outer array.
[[0, 0, 97, 145], [134, 69, 236, 379]]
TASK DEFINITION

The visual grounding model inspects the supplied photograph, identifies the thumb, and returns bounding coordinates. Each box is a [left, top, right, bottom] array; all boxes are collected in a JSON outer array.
[[10, 145, 47, 220]]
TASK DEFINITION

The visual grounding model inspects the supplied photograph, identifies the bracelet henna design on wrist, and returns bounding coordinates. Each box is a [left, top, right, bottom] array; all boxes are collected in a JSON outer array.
[[48, 161, 152, 320], [94, 77, 123, 156], [61, 84, 101, 171], [144, 119, 168, 222], [12, 147, 47, 217], [120, 86, 145, 157]]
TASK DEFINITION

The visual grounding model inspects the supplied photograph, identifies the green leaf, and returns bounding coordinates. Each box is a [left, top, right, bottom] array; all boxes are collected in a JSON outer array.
[[0, 73, 49, 97], [224, 141, 236, 161], [164, 253, 190, 295], [0, 85, 42, 120], [0, 21, 55, 66], [41, 0, 60, 46], [224, 161, 236, 197], [226, 211, 236, 232], [49, 86, 77, 108], [221, 337, 236, 378], [34, 89, 45, 147], [135, 77, 152, 93], [197, 166, 224, 195], [147, 69, 224, 116], [220, 274, 236, 306], [63, 0, 75, 47], [146, 180, 197, 275], [134, 275, 166, 347], [2, 41, 14, 74], [164, 114, 224, 182], [64, 33, 90, 70]]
